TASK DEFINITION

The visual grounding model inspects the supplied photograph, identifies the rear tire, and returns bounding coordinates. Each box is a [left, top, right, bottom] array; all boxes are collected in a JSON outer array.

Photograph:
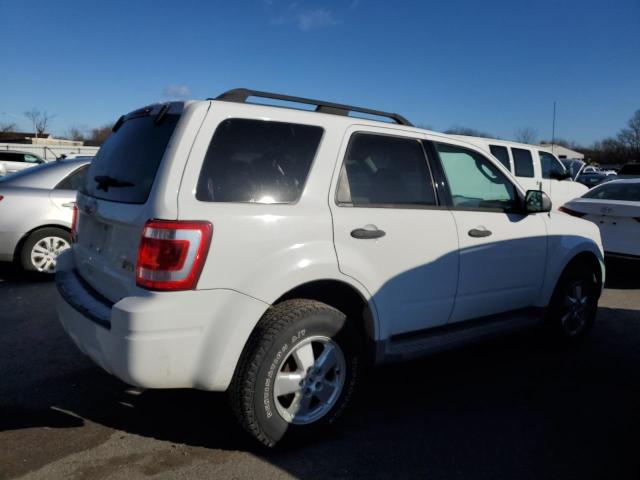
[[229, 299, 362, 447], [546, 261, 599, 342], [20, 227, 71, 273]]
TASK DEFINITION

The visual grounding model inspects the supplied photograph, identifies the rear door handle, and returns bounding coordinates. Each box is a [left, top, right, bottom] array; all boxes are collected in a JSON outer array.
[[351, 226, 386, 239], [468, 227, 492, 238]]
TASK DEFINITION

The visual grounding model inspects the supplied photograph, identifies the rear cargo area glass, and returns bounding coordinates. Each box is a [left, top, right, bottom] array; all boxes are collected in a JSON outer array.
[[82, 114, 179, 203]]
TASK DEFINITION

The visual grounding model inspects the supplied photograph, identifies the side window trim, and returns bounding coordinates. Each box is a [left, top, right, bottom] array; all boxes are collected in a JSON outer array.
[[335, 131, 440, 209]]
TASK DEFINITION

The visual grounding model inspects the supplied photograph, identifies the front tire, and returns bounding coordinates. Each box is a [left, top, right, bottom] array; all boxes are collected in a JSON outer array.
[[229, 299, 361, 447], [20, 227, 71, 273], [546, 261, 599, 342]]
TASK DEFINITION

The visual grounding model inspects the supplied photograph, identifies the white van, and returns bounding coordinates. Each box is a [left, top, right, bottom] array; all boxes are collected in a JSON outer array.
[[449, 136, 588, 208]]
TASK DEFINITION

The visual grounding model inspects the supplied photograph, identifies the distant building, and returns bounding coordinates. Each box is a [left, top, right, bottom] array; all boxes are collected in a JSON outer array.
[[0, 131, 83, 147], [540, 144, 584, 161]]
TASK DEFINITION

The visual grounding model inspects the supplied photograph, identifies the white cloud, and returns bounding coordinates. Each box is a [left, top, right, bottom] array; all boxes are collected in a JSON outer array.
[[296, 8, 337, 31], [162, 84, 191, 100]]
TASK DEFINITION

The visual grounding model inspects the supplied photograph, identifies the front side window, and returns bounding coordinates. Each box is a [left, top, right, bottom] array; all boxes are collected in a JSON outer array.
[[436, 143, 518, 212], [196, 119, 323, 204], [336, 133, 436, 207], [539, 151, 566, 179], [511, 148, 534, 178], [489, 145, 511, 170]]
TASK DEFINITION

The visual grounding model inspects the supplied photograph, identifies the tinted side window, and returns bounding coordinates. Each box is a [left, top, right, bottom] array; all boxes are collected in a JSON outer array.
[[196, 119, 323, 203], [336, 133, 435, 207], [55, 165, 89, 190], [436, 143, 518, 212], [539, 151, 566, 179], [511, 148, 534, 178], [0, 152, 25, 162], [489, 145, 511, 170]]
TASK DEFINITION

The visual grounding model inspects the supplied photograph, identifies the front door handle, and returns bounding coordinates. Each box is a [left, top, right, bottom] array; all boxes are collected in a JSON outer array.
[[351, 226, 386, 239], [468, 227, 492, 238]]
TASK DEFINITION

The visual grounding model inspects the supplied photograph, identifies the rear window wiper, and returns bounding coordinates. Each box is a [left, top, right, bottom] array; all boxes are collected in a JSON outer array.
[[94, 175, 134, 192]]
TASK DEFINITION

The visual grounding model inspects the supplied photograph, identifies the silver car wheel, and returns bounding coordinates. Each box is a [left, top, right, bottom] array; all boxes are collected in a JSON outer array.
[[30, 236, 70, 273], [273, 336, 346, 425], [560, 281, 590, 336]]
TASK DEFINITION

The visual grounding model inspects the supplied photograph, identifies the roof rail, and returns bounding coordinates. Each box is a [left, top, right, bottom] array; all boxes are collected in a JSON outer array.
[[212, 88, 413, 126]]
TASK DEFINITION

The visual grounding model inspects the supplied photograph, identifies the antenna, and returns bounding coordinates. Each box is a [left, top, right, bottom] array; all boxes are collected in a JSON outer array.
[[551, 101, 556, 154]]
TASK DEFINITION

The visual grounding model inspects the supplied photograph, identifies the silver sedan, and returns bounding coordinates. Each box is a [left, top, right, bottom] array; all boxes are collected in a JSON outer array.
[[0, 159, 90, 272]]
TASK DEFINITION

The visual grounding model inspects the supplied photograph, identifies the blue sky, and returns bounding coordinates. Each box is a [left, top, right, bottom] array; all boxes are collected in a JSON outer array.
[[1, 0, 638, 145]]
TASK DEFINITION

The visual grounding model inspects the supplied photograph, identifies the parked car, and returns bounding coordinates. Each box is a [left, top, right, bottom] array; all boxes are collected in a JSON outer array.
[[0, 159, 90, 272], [561, 179, 640, 261], [448, 136, 588, 208], [576, 171, 615, 188], [56, 89, 604, 446], [0, 150, 46, 175], [616, 163, 640, 179]]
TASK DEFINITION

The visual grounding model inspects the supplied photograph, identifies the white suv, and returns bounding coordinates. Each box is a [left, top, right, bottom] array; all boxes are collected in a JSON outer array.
[[56, 89, 604, 446]]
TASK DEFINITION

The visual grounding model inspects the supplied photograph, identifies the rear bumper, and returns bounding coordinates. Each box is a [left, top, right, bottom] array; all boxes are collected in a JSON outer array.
[[55, 251, 269, 391]]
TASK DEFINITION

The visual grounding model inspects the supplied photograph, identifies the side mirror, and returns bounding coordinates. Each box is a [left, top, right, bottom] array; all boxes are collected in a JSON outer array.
[[551, 170, 571, 181], [525, 190, 552, 213]]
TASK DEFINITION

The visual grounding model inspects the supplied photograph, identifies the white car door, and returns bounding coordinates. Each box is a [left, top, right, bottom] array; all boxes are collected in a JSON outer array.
[[431, 140, 547, 323], [330, 127, 459, 339]]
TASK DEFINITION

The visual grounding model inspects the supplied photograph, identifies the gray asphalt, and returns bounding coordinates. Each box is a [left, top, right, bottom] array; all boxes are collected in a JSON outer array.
[[1, 260, 639, 480]]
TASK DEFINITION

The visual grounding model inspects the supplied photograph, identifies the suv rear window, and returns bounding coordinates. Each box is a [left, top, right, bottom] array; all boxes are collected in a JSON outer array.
[[81, 113, 180, 203], [196, 119, 323, 203]]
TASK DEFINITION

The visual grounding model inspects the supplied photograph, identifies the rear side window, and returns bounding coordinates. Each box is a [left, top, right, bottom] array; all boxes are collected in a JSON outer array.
[[0, 152, 26, 162], [511, 148, 534, 178], [196, 119, 323, 203], [336, 133, 435, 207], [82, 114, 180, 203], [55, 165, 89, 190], [489, 145, 511, 170]]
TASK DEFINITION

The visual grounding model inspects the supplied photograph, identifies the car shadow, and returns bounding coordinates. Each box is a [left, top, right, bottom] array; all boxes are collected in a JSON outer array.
[[2, 306, 639, 479]]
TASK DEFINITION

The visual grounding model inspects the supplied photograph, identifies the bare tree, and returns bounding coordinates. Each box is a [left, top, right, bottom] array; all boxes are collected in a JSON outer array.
[[87, 124, 113, 145], [514, 127, 537, 144], [23, 108, 55, 137], [617, 109, 640, 157], [444, 125, 495, 138], [0, 122, 16, 132], [65, 126, 87, 142]]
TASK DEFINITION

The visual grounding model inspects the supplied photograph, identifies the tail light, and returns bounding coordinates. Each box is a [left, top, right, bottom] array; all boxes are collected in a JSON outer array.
[[71, 204, 79, 242], [558, 206, 587, 218], [136, 220, 212, 291]]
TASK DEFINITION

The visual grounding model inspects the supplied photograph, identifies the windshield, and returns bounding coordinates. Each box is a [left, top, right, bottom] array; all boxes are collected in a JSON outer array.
[[584, 181, 640, 201], [560, 159, 585, 180], [81, 112, 180, 203]]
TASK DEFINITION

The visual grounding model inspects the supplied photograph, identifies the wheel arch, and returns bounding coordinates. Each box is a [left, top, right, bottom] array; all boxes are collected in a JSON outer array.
[[13, 223, 71, 261], [272, 278, 378, 349], [543, 249, 604, 306]]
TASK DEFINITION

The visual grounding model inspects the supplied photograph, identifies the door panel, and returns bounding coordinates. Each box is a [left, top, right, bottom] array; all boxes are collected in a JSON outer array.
[[330, 128, 459, 339], [449, 211, 547, 322], [433, 141, 548, 323]]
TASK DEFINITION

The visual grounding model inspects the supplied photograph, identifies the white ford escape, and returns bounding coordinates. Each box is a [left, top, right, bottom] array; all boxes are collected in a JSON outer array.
[[56, 89, 604, 446]]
